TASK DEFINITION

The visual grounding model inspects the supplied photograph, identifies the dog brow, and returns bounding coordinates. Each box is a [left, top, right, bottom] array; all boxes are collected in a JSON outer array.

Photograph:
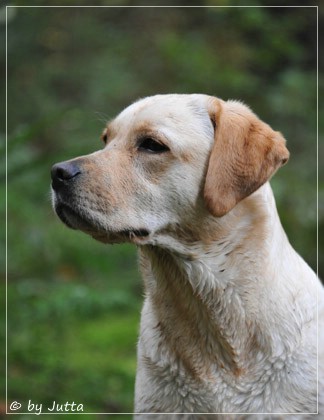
[[101, 122, 117, 144]]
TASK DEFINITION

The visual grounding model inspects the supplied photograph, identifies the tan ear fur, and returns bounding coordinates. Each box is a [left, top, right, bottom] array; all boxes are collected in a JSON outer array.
[[204, 99, 289, 217]]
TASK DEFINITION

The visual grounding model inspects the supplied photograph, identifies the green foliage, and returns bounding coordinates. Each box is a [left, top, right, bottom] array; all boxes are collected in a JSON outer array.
[[2, 4, 320, 415]]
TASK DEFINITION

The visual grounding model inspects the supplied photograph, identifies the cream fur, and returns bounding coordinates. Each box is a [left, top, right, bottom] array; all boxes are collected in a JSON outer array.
[[51, 94, 323, 418]]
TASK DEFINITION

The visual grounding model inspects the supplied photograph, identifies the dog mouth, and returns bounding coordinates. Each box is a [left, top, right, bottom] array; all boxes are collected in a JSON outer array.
[[55, 203, 90, 231], [54, 203, 151, 244], [91, 228, 150, 244]]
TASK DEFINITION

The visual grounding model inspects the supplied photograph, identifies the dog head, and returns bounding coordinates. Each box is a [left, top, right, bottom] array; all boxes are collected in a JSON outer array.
[[51, 94, 289, 244]]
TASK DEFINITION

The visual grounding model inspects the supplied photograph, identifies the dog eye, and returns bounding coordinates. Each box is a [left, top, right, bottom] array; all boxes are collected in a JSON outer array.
[[138, 138, 169, 153]]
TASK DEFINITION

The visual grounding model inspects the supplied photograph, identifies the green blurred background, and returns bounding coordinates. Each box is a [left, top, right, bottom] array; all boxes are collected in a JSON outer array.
[[1, 2, 322, 418]]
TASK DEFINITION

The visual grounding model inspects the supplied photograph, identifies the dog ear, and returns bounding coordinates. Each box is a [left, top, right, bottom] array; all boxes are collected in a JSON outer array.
[[204, 99, 289, 217]]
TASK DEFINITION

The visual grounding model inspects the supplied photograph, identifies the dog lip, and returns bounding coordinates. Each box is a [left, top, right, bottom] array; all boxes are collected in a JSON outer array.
[[54, 203, 78, 230], [105, 229, 151, 243], [119, 229, 150, 238], [54, 203, 94, 231], [90, 228, 151, 245], [55, 203, 151, 241]]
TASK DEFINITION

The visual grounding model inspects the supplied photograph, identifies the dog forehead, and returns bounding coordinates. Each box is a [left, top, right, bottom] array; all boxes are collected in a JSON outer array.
[[112, 94, 214, 147], [116, 94, 209, 125]]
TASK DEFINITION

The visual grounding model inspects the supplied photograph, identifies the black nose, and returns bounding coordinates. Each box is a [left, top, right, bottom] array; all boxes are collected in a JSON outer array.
[[51, 161, 81, 190]]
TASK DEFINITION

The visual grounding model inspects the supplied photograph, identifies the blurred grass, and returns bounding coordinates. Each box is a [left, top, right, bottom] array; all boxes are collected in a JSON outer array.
[[1, 3, 321, 415]]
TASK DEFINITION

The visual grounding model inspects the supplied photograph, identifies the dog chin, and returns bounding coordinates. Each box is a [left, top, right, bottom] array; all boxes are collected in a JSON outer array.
[[54, 203, 151, 245], [54, 203, 92, 231]]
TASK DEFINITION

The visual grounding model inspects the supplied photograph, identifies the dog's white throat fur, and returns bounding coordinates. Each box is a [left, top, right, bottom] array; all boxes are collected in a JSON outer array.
[[135, 183, 318, 414]]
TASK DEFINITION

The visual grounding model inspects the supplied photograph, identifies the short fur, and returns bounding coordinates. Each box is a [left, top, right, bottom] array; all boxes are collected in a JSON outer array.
[[51, 94, 323, 419]]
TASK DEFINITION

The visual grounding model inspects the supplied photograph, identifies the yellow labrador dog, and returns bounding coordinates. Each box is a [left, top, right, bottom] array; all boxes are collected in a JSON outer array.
[[51, 94, 323, 418]]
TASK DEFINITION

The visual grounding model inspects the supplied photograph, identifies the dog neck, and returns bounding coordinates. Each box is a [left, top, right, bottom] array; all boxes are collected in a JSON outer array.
[[139, 183, 292, 378]]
